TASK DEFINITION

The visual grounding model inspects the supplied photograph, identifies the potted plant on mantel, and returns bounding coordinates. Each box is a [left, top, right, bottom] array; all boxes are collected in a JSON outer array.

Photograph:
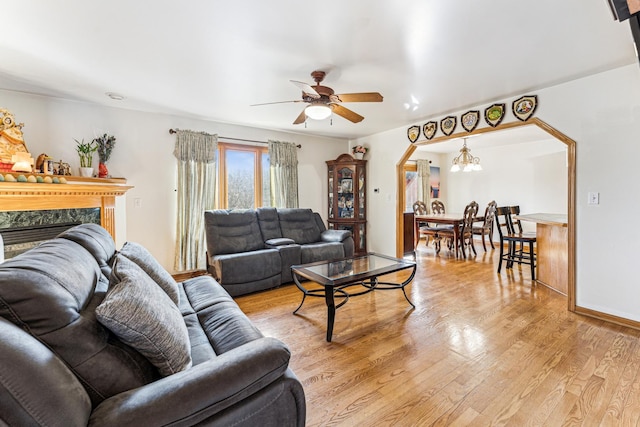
[[93, 133, 116, 178], [75, 138, 97, 177]]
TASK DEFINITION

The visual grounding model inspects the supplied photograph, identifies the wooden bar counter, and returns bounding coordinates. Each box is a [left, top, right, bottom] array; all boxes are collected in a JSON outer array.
[[514, 213, 568, 295]]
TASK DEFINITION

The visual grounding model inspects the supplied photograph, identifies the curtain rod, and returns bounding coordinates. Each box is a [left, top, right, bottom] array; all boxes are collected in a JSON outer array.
[[407, 159, 432, 163], [169, 129, 301, 148]]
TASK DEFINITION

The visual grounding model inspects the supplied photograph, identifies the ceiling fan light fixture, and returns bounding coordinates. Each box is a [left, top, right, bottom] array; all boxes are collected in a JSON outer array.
[[305, 104, 332, 120]]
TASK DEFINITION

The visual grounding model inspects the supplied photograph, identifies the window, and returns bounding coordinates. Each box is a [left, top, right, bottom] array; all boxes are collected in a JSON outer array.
[[218, 143, 271, 209], [404, 163, 418, 212]]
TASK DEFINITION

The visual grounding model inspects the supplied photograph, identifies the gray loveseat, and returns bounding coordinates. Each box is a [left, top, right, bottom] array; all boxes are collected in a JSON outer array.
[[0, 224, 305, 426], [204, 207, 354, 297]]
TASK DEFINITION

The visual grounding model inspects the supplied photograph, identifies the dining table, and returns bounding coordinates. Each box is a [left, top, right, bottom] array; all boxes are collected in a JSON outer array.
[[414, 212, 484, 257]]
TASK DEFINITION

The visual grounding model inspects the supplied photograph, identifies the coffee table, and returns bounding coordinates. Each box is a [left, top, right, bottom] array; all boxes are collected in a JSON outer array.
[[291, 253, 417, 342]]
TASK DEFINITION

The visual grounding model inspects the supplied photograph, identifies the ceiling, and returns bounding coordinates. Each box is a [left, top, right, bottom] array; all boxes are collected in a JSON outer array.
[[0, 1, 636, 142]]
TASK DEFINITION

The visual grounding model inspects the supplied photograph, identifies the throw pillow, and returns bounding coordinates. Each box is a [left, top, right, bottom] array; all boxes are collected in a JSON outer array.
[[96, 255, 192, 376], [119, 241, 180, 305]]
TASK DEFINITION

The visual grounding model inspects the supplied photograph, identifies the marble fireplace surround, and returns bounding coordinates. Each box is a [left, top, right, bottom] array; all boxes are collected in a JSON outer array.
[[0, 177, 132, 255]]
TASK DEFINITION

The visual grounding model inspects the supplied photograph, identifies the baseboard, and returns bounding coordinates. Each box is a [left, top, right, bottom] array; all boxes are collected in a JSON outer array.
[[575, 305, 640, 331]]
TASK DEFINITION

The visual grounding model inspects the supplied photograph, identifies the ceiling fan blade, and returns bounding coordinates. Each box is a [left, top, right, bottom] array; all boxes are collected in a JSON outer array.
[[290, 80, 320, 98], [293, 108, 307, 125], [250, 100, 303, 107], [330, 104, 364, 123], [334, 92, 383, 103]]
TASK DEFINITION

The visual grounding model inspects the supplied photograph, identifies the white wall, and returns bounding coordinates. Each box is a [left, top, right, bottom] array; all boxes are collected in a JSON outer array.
[[356, 63, 640, 323], [1, 90, 347, 272], [443, 140, 567, 234]]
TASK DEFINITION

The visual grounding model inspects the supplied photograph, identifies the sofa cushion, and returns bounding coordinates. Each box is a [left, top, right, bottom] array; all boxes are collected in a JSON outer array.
[[0, 236, 158, 406], [0, 318, 92, 427], [278, 209, 322, 244], [300, 242, 345, 264], [204, 210, 265, 255], [212, 249, 281, 285], [181, 276, 264, 360], [97, 255, 192, 376], [257, 207, 283, 241], [119, 241, 180, 304]]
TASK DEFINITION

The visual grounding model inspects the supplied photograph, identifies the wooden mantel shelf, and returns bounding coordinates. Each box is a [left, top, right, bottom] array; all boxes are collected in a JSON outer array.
[[0, 176, 133, 240]]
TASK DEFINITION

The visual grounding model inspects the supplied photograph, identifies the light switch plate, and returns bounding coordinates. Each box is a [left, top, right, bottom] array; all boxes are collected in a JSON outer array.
[[588, 192, 599, 205]]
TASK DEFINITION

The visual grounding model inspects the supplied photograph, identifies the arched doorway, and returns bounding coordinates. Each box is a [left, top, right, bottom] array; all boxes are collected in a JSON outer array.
[[395, 118, 576, 311]]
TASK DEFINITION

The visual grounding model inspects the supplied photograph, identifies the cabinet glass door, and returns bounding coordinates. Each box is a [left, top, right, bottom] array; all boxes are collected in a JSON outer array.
[[328, 166, 334, 219], [337, 167, 355, 219]]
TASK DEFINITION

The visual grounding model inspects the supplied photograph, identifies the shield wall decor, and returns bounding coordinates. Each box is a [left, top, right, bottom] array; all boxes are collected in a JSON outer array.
[[407, 125, 420, 143], [440, 116, 457, 136], [461, 110, 480, 132], [512, 95, 538, 121], [423, 121, 437, 140], [484, 103, 506, 127]]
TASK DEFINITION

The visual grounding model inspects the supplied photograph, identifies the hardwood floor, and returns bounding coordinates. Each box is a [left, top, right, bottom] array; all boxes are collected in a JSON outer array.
[[235, 241, 640, 426]]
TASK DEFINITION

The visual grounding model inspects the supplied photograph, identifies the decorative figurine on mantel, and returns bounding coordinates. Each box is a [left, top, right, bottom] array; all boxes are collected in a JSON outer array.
[[93, 133, 116, 178], [0, 108, 30, 173]]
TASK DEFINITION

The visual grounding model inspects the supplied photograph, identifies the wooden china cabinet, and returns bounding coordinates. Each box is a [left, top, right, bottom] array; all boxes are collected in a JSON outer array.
[[326, 153, 367, 256]]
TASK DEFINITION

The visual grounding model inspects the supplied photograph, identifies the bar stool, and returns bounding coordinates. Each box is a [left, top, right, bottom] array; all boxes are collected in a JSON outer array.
[[496, 206, 537, 279]]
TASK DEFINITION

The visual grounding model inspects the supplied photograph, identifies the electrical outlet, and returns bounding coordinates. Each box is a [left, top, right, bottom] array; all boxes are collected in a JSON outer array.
[[587, 192, 599, 205]]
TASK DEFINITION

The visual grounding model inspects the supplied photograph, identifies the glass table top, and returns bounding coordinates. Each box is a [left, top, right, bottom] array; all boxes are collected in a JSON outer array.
[[292, 253, 415, 285]]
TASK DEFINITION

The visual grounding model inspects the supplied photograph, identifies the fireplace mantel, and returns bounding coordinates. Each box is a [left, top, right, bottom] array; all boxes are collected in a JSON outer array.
[[0, 176, 133, 239]]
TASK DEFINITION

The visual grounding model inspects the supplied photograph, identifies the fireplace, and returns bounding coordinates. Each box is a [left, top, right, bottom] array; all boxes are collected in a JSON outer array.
[[0, 175, 132, 261], [0, 208, 101, 259]]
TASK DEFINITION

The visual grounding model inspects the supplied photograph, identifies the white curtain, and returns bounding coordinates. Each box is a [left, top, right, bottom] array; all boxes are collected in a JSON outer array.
[[173, 130, 217, 271], [268, 140, 299, 208], [417, 159, 431, 212]]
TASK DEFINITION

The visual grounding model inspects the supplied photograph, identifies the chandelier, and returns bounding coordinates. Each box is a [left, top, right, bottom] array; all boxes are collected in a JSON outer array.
[[450, 138, 482, 172]]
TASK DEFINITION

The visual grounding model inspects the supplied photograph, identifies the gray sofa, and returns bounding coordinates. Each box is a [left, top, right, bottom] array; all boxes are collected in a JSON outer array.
[[0, 224, 305, 426], [204, 207, 354, 297]]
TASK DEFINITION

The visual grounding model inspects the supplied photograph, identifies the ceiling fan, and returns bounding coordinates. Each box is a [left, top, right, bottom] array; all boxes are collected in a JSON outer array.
[[251, 70, 383, 124]]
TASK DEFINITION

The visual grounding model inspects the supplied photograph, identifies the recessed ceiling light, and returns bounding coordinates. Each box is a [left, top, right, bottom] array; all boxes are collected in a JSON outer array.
[[106, 92, 125, 101]]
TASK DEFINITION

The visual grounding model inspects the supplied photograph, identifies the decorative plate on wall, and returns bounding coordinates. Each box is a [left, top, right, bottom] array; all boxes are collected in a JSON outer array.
[[423, 121, 437, 140], [440, 116, 457, 136], [407, 125, 420, 143], [512, 95, 538, 121], [484, 103, 506, 127], [461, 110, 480, 132]]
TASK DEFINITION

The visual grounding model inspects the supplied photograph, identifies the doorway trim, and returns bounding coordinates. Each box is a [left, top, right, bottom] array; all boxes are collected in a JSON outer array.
[[395, 117, 576, 312]]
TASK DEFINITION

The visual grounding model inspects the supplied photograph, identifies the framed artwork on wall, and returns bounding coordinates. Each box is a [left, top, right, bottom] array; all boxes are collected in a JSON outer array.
[[430, 166, 441, 199]]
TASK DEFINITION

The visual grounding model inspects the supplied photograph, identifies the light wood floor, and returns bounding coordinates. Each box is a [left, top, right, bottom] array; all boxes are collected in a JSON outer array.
[[235, 240, 640, 426]]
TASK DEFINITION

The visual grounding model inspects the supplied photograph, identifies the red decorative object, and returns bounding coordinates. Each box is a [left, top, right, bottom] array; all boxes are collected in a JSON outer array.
[[98, 162, 109, 178], [0, 162, 13, 173]]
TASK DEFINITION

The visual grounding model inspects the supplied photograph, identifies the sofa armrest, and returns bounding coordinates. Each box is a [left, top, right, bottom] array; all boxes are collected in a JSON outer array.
[[265, 237, 296, 247], [89, 337, 291, 426], [320, 229, 352, 243]]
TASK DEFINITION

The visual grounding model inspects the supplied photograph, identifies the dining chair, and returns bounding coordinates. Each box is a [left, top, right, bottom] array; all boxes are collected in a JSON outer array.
[[496, 206, 537, 279], [431, 200, 446, 214], [472, 200, 497, 251], [436, 200, 478, 257], [412, 200, 450, 250]]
